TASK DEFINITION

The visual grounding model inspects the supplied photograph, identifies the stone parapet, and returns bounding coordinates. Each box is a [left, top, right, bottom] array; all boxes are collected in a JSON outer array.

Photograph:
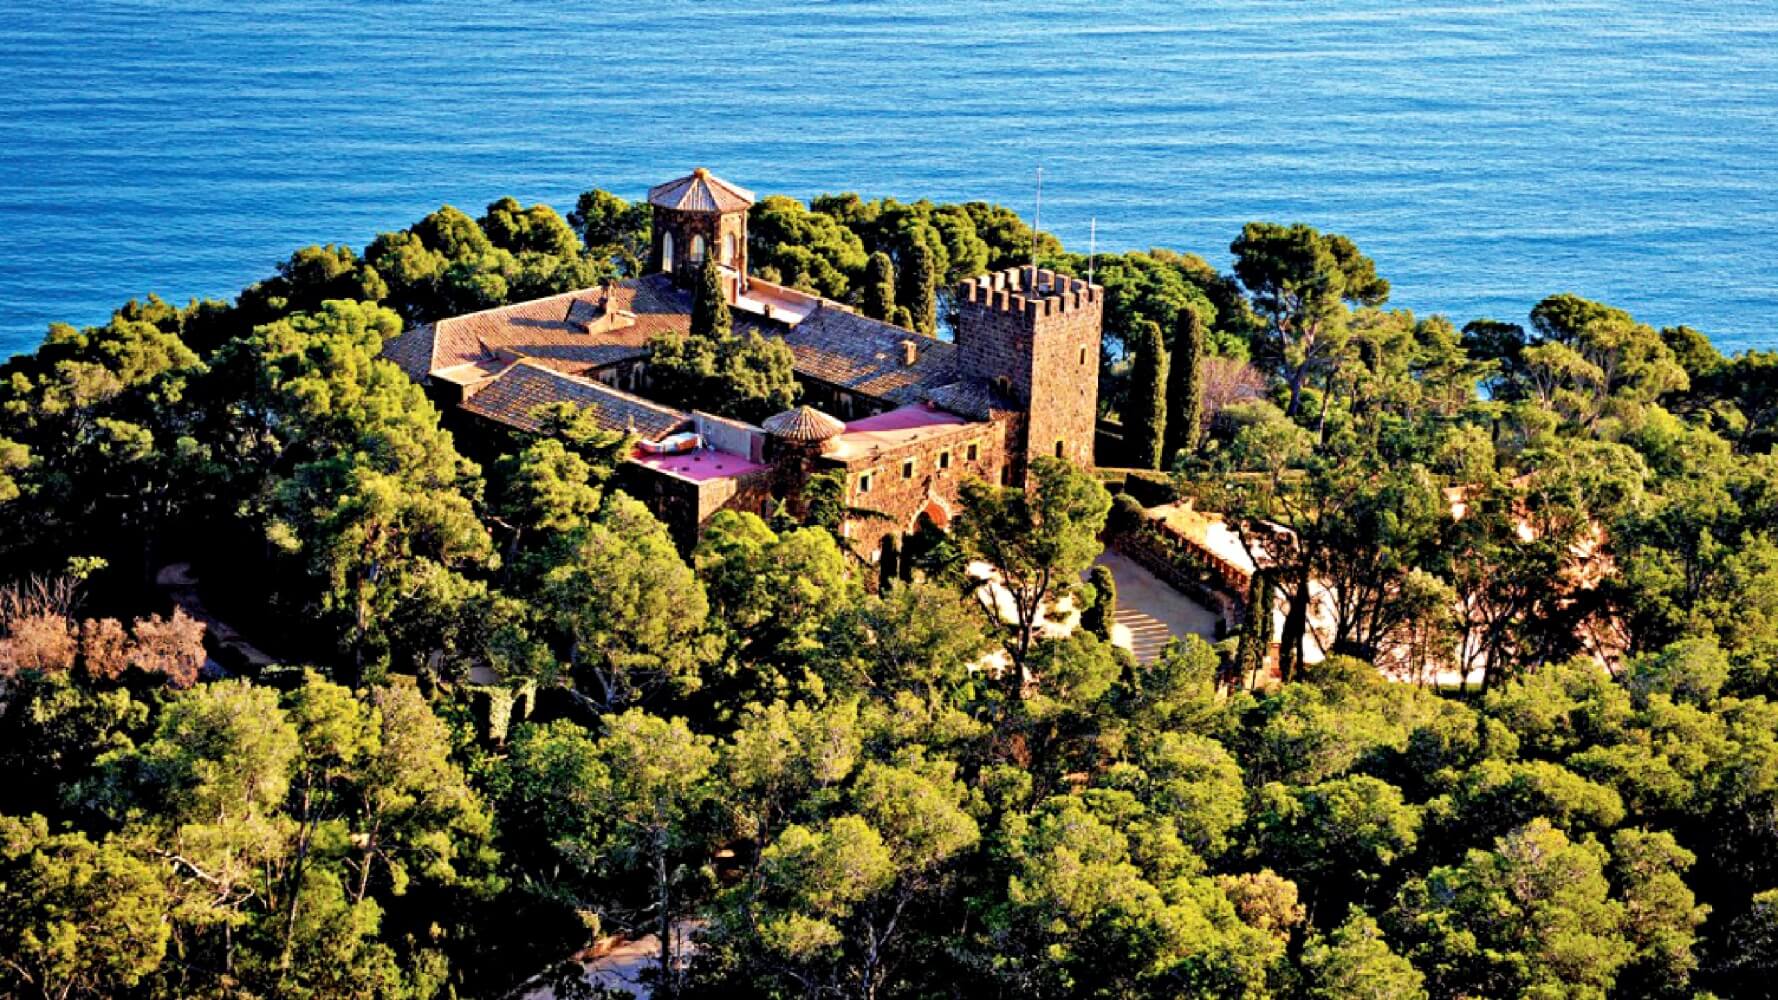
[[1107, 509, 1253, 637]]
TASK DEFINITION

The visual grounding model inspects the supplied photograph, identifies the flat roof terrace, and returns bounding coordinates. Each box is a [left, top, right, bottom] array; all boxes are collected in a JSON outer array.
[[631, 446, 767, 484], [734, 275, 820, 325], [824, 404, 981, 462]]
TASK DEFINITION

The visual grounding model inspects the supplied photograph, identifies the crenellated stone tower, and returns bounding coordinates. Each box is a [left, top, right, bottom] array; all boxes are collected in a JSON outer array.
[[646, 167, 755, 293], [955, 266, 1103, 483]]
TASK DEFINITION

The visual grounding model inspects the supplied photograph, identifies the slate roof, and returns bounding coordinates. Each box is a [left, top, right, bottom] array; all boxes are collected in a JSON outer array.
[[773, 306, 959, 406], [461, 361, 690, 440], [647, 168, 756, 214]]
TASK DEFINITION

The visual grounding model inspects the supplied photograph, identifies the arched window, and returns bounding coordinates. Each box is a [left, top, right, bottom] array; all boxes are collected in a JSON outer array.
[[723, 233, 736, 264], [661, 231, 674, 271], [691, 235, 706, 262]]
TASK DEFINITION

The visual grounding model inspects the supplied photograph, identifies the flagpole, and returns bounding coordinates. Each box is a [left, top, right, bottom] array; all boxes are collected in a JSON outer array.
[[1088, 217, 1096, 285]]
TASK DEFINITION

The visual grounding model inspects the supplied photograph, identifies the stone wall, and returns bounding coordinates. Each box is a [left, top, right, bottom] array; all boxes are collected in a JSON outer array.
[[651, 205, 747, 280], [589, 358, 648, 393], [1026, 297, 1101, 473], [693, 410, 765, 462], [828, 418, 1009, 556], [617, 462, 774, 552], [796, 377, 896, 422]]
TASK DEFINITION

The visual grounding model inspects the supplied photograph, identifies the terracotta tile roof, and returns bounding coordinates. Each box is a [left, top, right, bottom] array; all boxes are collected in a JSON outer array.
[[428, 275, 696, 375], [762, 405, 846, 442], [387, 272, 995, 428], [923, 377, 1020, 420], [380, 324, 437, 380], [647, 168, 756, 214], [773, 306, 959, 405], [461, 361, 690, 440]]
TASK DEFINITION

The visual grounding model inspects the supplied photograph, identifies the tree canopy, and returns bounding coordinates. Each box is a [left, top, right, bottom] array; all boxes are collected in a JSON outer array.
[[3, 176, 1777, 1000]]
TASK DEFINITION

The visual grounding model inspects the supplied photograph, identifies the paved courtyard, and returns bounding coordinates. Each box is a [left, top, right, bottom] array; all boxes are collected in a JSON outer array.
[[1092, 550, 1220, 662]]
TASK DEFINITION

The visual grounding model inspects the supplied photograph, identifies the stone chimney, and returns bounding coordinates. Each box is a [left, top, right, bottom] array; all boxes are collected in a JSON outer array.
[[900, 339, 918, 366]]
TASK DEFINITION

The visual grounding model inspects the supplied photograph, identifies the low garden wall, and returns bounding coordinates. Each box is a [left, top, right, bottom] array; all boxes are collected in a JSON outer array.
[[1107, 504, 1250, 638]]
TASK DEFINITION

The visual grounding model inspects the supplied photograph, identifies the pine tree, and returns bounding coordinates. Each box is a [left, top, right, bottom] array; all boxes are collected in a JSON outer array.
[[862, 252, 896, 322], [900, 241, 937, 336], [691, 254, 731, 339], [1164, 305, 1207, 467], [1125, 319, 1168, 469]]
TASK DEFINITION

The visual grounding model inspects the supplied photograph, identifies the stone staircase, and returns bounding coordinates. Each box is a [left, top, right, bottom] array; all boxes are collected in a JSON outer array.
[[1113, 605, 1178, 664]]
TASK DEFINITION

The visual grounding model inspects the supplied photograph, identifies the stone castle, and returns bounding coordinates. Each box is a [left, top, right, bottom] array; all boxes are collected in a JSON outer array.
[[383, 168, 1104, 555]]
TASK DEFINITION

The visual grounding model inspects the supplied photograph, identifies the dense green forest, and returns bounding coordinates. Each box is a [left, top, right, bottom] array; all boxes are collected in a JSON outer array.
[[2, 181, 1778, 1000]]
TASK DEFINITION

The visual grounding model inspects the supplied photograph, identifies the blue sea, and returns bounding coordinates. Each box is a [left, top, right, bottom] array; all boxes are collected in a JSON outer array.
[[2, 1, 1775, 359]]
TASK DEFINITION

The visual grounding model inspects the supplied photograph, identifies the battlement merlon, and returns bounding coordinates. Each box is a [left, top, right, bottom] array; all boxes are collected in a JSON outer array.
[[956, 266, 1102, 319]]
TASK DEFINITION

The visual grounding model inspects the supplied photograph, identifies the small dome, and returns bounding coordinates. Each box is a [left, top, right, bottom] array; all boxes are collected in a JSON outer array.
[[762, 405, 846, 442]]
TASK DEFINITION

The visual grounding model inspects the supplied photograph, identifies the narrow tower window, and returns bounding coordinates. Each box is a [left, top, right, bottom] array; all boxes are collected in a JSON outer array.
[[691, 235, 706, 262], [661, 232, 675, 271], [723, 233, 736, 264], [1055, 439, 1066, 459]]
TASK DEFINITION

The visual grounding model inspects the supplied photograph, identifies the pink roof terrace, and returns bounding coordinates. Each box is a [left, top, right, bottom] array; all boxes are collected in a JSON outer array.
[[631, 446, 767, 483], [825, 404, 979, 461]]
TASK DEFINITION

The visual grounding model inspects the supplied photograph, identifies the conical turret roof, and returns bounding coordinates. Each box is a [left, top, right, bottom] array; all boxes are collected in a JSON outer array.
[[647, 167, 756, 214], [762, 405, 846, 442]]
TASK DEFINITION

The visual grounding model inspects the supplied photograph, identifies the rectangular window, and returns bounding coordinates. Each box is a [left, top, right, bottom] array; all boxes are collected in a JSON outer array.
[[938, 450, 951, 471], [1080, 346, 1088, 366], [901, 459, 915, 480], [858, 473, 873, 494], [966, 441, 979, 463], [1055, 439, 1066, 459]]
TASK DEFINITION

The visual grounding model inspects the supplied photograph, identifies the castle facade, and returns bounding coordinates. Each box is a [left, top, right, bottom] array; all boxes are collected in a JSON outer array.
[[383, 168, 1104, 556]]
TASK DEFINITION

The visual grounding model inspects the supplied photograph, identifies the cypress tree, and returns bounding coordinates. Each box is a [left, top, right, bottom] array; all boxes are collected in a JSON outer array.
[[1164, 305, 1207, 467], [691, 254, 731, 339], [1082, 563, 1117, 639], [862, 251, 896, 322], [1125, 319, 1168, 469], [899, 241, 937, 336], [1234, 571, 1274, 690], [878, 534, 900, 592]]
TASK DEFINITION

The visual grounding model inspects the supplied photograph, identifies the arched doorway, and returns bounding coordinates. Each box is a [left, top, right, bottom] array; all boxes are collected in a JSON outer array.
[[917, 493, 952, 531]]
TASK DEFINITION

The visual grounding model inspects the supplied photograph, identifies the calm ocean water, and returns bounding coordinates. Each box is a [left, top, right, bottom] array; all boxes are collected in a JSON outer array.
[[1, 1, 1774, 358]]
